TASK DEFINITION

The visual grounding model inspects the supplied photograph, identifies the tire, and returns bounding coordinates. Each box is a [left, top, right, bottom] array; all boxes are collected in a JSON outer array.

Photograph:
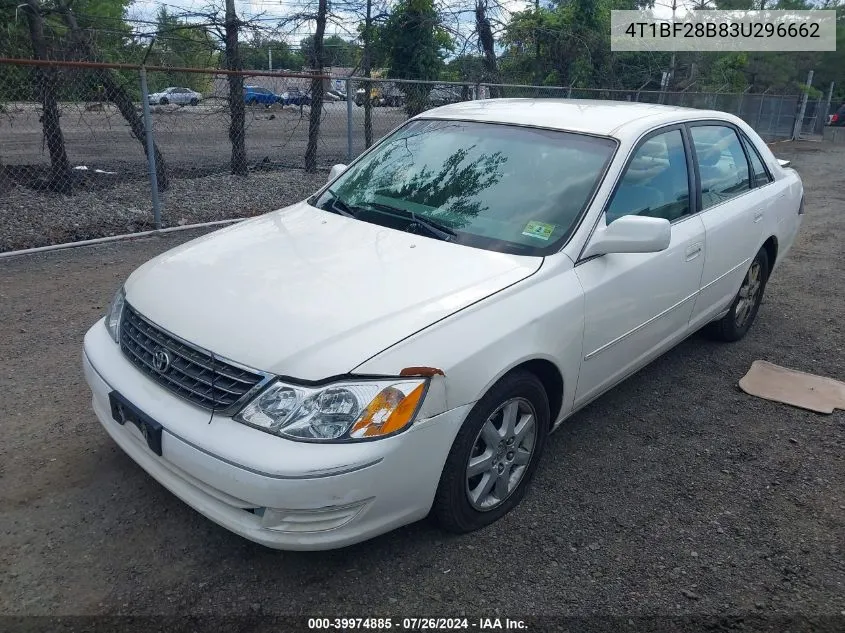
[[432, 370, 550, 534], [706, 247, 769, 342], [159, 97, 168, 105], [190, 98, 199, 106], [247, 98, 256, 106]]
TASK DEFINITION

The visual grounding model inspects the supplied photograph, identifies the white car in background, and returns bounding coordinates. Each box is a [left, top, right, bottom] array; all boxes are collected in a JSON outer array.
[[148, 86, 202, 106], [83, 100, 804, 550]]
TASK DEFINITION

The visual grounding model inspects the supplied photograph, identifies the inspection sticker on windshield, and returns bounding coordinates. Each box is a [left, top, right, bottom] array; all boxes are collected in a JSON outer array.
[[522, 221, 556, 241]]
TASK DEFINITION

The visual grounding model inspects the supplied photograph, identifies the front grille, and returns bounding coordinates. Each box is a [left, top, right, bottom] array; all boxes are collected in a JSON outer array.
[[119, 303, 267, 413]]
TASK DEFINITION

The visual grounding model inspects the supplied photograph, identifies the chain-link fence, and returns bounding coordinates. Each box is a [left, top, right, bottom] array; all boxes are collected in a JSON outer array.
[[0, 58, 821, 251]]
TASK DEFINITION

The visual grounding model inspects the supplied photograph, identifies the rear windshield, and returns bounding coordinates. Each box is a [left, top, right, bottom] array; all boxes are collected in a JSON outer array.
[[316, 119, 617, 255]]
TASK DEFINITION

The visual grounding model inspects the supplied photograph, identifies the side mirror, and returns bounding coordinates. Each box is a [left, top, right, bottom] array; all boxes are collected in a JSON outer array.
[[582, 215, 671, 258], [328, 164, 348, 183], [777, 158, 791, 168]]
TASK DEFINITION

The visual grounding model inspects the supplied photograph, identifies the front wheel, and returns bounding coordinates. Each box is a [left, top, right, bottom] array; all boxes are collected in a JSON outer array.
[[706, 247, 769, 342], [159, 97, 168, 105], [189, 98, 199, 106], [432, 370, 549, 534]]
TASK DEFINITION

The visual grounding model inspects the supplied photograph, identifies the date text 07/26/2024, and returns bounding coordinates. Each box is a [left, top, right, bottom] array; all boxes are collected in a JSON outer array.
[[307, 618, 528, 631]]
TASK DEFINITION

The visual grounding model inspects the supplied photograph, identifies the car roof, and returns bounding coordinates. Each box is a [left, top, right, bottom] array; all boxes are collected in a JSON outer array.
[[417, 99, 740, 138]]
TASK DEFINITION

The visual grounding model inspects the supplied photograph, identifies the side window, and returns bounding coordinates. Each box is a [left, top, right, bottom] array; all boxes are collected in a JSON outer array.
[[741, 134, 773, 187], [690, 125, 751, 209], [606, 129, 690, 224]]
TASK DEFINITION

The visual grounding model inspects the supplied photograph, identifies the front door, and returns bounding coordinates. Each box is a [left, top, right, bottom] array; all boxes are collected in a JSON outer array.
[[574, 127, 706, 408]]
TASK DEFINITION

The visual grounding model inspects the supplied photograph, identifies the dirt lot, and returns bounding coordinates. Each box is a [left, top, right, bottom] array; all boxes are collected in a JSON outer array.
[[0, 101, 405, 253], [0, 101, 405, 177], [0, 140, 843, 628]]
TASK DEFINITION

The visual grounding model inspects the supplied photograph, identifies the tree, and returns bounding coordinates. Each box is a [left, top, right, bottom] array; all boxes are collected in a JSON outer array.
[[377, 0, 451, 115], [240, 35, 304, 70], [475, 0, 498, 84], [225, 0, 248, 176], [305, 0, 328, 172], [301, 34, 360, 68], [58, 0, 171, 190], [149, 8, 218, 92], [22, 0, 71, 193]]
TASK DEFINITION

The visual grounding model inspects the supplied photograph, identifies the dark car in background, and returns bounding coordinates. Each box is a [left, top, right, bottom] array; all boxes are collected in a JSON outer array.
[[282, 88, 311, 107], [827, 102, 845, 127], [428, 87, 464, 107]]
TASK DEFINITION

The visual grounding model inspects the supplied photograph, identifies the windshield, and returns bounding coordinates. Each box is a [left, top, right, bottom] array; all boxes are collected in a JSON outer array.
[[313, 119, 616, 255]]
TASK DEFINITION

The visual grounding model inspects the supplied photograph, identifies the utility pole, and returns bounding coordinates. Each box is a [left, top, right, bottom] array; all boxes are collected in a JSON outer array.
[[268, 48, 272, 71]]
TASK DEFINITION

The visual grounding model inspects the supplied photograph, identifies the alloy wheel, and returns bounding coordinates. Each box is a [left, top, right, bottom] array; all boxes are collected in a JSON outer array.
[[465, 397, 537, 511], [735, 260, 763, 328]]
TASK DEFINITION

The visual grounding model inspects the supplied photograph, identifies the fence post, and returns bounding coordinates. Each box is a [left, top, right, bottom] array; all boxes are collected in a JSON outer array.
[[755, 94, 766, 131], [775, 95, 785, 138], [345, 77, 353, 163], [819, 81, 834, 134], [139, 67, 162, 230], [792, 69, 813, 140]]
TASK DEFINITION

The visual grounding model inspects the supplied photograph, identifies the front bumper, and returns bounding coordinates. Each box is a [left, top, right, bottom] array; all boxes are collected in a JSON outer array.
[[83, 321, 469, 550]]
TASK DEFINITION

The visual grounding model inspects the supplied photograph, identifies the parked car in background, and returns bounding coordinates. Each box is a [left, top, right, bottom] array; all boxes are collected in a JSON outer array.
[[355, 85, 405, 107], [84, 100, 803, 551], [244, 86, 282, 106], [148, 87, 202, 106], [428, 87, 464, 107], [826, 102, 845, 126], [281, 88, 311, 107]]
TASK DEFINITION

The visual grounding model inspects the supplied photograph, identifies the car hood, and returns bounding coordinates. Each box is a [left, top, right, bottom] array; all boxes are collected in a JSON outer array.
[[124, 202, 541, 379]]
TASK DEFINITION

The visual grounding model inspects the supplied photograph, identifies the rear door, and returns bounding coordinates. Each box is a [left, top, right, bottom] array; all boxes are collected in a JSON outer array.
[[574, 126, 706, 407], [686, 123, 768, 330]]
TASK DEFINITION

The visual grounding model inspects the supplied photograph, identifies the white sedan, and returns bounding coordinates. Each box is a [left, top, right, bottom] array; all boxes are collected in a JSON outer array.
[[83, 100, 804, 550], [148, 87, 202, 106]]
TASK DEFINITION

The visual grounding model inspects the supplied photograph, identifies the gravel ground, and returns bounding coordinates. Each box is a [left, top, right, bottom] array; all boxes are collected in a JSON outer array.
[[0, 140, 843, 630], [0, 169, 328, 252]]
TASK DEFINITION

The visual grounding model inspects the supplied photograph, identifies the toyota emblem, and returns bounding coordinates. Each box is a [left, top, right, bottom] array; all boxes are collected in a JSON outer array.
[[153, 349, 172, 373]]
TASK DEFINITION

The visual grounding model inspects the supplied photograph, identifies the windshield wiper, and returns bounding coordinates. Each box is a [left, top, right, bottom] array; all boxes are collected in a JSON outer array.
[[320, 189, 358, 218], [366, 202, 457, 242]]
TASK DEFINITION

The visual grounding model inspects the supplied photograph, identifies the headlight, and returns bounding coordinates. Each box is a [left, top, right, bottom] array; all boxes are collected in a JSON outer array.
[[104, 286, 125, 343], [234, 378, 428, 442]]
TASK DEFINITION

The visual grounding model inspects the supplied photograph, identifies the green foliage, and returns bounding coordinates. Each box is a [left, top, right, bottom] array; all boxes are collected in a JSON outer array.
[[241, 35, 304, 71], [376, 0, 451, 81], [374, 0, 451, 114], [300, 35, 359, 69], [145, 8, 218, 93], [442, 55, 486, 82]]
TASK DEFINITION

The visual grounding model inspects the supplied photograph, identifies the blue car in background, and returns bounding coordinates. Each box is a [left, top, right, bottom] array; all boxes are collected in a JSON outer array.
[[243, 85, 281, 106]]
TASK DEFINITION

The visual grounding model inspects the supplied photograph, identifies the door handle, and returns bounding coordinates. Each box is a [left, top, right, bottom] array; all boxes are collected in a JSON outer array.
[[685, 243, 703, 261], [754, 210, 764, 223]]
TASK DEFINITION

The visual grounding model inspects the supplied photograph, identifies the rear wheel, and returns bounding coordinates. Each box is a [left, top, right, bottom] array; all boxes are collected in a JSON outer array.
[[706, 248, 769, 342], [432, 370, 549, 534]]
